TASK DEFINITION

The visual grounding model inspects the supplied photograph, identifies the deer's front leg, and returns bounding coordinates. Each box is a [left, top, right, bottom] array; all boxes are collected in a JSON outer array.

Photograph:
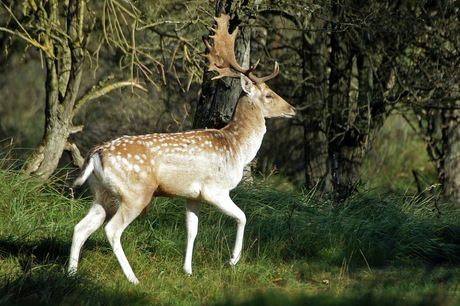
[[184, 200, 201, 275], [203, 190, 246, 267]]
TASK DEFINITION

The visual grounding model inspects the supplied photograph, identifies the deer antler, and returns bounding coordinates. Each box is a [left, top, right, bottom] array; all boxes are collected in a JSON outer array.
[[204, 15, 279, 84], [204, 15, 249, 80], [254, 61, 279, 83]]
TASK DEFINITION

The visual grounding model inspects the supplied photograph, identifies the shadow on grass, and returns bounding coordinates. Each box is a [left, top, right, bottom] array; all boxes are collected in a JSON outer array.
[[0, 235, 112, 271], [217, 288, 455, 306], [0, 267, 146, 305], [0, 235, 145, 304], [1, 236, 69, 269]]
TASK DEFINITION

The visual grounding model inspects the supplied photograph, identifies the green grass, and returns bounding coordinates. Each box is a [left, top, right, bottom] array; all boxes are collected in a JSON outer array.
[[1, 163, 460, 305]]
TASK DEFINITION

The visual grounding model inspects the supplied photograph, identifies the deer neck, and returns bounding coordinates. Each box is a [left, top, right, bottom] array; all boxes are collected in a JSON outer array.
[[222, 95, 267, 165]]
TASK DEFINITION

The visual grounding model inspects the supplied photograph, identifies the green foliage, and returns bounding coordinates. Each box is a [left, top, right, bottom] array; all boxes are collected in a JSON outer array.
[[362, 114, 437, 193], [1, 162, 460, 304]]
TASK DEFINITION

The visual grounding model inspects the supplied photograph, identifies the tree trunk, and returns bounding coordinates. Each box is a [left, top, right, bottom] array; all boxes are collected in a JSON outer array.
[[441, 109, 460, 204], [303, 2, 393, 198], [327, 24, 355, 196], [25, 116, 80, 178], [301, 18, 332, 193], [23, 0, 85, 180], [193, 1, 251, 129]]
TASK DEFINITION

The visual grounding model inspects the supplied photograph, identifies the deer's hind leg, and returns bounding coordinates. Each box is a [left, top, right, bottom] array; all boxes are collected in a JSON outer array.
[[68, 187, 119, 276], [104, 189, 153, 284], [68, 203, 107, 275]]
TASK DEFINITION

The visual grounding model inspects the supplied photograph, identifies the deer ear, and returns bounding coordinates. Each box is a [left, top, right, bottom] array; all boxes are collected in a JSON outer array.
[[240, 74, 255, 94]]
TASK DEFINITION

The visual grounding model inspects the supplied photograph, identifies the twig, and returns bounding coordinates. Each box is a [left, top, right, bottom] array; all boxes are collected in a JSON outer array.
[[0, 26, 55, 58]]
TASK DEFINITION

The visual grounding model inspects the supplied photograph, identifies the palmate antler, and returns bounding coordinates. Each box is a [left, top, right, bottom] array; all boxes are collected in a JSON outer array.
[[204, 15, 279, 84]]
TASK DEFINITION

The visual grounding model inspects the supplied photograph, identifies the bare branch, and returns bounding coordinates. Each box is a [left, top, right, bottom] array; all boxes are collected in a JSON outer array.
[[74, 80, 147, 115], [0, 26, 55, 57]]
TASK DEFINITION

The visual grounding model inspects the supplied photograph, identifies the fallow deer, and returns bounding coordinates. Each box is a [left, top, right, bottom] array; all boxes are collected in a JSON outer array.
[[68, 14, 296, 284]]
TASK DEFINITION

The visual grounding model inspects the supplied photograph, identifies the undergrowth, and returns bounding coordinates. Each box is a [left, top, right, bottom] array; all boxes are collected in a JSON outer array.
[[1, 163, 460, 305]]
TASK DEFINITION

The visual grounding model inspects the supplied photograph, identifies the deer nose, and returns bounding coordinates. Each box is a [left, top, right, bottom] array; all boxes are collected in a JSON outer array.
[[284, 106, 297, 118]]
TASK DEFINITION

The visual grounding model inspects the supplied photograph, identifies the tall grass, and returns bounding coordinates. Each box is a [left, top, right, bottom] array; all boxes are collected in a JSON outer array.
[[1, 161, 460, 304], [235, 185, 460, 267]]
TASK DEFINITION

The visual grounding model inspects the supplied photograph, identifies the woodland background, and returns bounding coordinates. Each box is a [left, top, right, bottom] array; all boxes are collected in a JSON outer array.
[[0, 0, 459, 202], [1, 1, 460, 304]]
